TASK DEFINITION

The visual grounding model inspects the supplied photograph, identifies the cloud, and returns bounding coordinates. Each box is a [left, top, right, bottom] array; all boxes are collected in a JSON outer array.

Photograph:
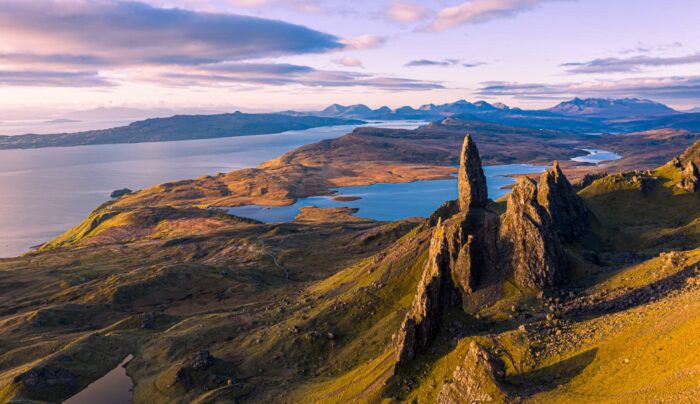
[[0, 70, 113, 87], [385, 1, 430, 23], [619, 42, 683, 55], [476, 76, 700, 101], [563, 53, 700, 74], [342, 35, 387, 50], [333, 57, 364, 68], [424, 0, 565, 32], [0, 0, 343, 68], [155, 62, 443, 90], [225, 0, 322, 13], [405, 59, 484, 67]]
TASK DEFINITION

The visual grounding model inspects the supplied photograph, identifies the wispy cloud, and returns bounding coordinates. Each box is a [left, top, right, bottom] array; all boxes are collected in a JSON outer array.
[[156, 62, 443, 90], [341, 35, 387, 50], [0, 70, 113, 87], [385, 1, 430, 23], [563, 53, 700, 74], [423, 0, 567, 31], [477, 76, 700, 101], [405, 59, 484, 67]]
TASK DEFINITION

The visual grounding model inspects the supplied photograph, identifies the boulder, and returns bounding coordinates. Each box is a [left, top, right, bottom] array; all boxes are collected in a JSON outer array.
[[537, 161, 590, 242], [500, 177, 566, 289], [437, 341, 508, 403]]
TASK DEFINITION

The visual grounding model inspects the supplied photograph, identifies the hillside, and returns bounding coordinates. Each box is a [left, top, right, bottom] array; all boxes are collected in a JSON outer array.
[[0, 112, 363, 149], [0, 131, 699, 402]]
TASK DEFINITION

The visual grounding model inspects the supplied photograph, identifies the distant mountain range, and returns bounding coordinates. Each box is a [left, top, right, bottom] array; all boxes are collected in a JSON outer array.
[[547, 97, 678, 118], [285, 98, 699, 134], [290, 97, 680, 121], [0, 112, 363, 150]]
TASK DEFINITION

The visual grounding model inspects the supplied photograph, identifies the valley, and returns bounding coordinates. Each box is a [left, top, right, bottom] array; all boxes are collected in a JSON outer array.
[[0, 116, 698, 402]]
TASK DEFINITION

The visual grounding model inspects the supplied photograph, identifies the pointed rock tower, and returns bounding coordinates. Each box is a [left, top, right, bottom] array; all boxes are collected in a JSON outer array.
[[537, 161, 590, 242], [500, 177, 566, 289], [458, 134, 488, 211], [394, 133, 495, 366]]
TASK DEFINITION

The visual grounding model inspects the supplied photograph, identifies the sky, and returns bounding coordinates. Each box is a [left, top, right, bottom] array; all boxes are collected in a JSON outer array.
[[0, 0, 699, 116]]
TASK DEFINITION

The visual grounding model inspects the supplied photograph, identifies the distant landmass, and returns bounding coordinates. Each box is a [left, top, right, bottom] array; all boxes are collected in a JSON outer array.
[[547, 97, 678, 118], [0, 112, 364, 150], [2, 98, 697, 150]]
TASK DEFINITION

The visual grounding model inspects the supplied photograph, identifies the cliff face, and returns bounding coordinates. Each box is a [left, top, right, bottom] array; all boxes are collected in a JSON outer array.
[[393, 221, 462, 364], [500, 177, 567, 289], [538, 161, 590, 242]]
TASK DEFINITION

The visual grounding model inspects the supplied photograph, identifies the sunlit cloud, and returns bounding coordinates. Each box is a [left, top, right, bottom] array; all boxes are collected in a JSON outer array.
[[342, 35, 387, 50], [0, 0, 343, 66], [424, 0, 567, 31], [385, 1, 430, 23], [333, 57, 364, 68]]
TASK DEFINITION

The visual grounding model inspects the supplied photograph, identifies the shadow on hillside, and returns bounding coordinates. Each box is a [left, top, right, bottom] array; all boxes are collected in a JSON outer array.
[[508, 348, 598, 396], [571, 262, 698, 321]]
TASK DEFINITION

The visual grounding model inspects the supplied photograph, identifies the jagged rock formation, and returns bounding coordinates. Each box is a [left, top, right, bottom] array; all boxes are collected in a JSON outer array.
[[500, 177, 566, 289], [458, 134, 488, 210], [393, 221, 461, 364], [538, 161, 590, 242], [394, 135, 571, 368], [572, 172, 608, 191], [679, 161, 699, 192], [437, 342, 508, 404]]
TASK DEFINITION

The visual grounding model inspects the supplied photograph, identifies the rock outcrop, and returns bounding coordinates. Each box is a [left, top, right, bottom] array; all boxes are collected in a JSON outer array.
[[500, 177, 566, 289], [679, 161, 699, 192], [458, 134, 488, 210], [538, 161, 590, 242], [13, 366, 77, 392], [437, 341, 508, 404], [393, 221, 462, 364]]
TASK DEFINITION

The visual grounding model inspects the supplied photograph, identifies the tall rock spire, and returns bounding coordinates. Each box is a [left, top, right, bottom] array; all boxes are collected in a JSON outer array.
[[458, 134, 488, 211]]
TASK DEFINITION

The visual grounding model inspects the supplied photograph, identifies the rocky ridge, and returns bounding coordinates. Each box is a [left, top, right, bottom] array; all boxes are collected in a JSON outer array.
[[437, 341, 508, 403]]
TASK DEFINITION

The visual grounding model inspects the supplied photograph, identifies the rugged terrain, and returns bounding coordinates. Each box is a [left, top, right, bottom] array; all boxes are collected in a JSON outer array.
[[0, 125, 699, 403]]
